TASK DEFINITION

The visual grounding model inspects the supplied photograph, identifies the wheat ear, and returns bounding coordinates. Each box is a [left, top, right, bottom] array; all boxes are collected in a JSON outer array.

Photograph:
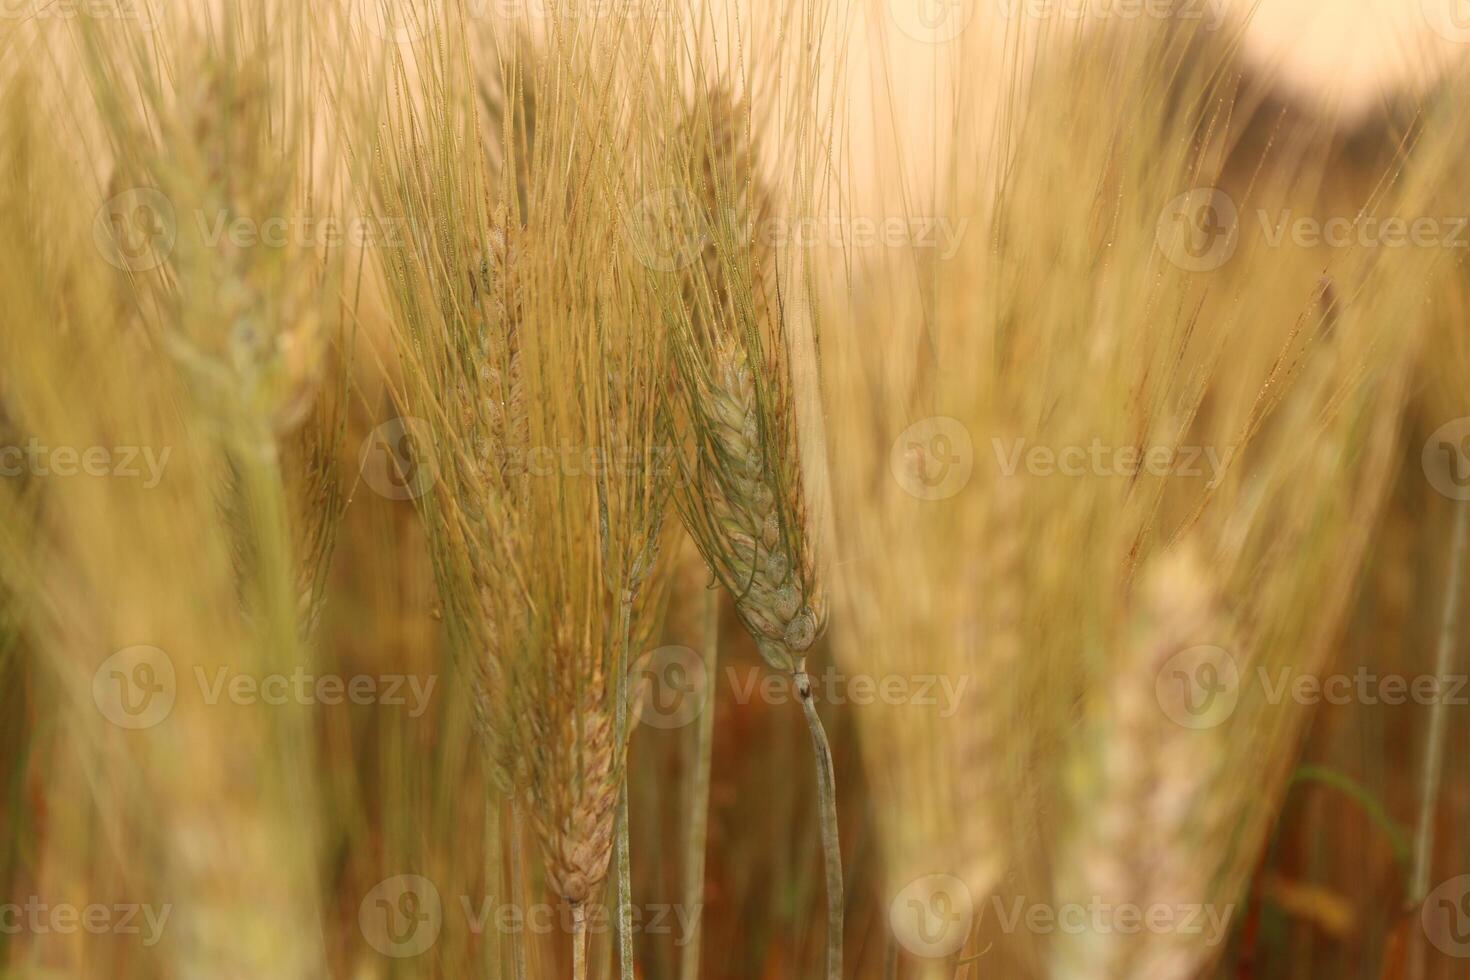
[[668, 90, 840, 979], [1051, 547, 1232, 980]]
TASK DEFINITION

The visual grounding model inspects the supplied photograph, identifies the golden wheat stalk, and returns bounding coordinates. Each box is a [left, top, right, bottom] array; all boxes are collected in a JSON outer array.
[[368, 17, 680, 975]]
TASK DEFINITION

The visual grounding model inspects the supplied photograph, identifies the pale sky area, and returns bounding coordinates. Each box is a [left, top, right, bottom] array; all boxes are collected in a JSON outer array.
[[823, 0, 1468, 224]]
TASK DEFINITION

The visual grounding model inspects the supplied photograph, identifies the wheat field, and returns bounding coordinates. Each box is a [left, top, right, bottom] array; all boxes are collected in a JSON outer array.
[[1, 1, 1469, 978]]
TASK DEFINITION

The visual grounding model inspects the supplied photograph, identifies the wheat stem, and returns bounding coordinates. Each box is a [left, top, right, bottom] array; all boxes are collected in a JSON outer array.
[[797, 666, 843, 980], [485, 791, 503, 978], [572, 903, 589, 980], [1410, 497, 1469, 980], [679, 587, 719, 980], [509, 797, 528, 980], [614, 590, 636, 980], [615, 787, 634, 979]]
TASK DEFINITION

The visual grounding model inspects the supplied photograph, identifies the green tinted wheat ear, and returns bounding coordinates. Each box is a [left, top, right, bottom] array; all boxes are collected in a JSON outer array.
[[148, 54, 328, 440], [676, 94, 826, 668], [669, 90, 839, 979]]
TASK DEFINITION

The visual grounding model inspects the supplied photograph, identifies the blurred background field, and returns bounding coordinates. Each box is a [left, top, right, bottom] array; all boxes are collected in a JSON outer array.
[[2, 1, 1470, 978]]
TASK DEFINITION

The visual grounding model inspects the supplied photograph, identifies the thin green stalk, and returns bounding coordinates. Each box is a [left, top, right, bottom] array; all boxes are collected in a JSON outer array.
[[679, 587, 719, 980], [1410, 497, 1468, 980], [614, 591, 635, 980], [1286, 765, 1411, 882], [796, 664, 843, 980]]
